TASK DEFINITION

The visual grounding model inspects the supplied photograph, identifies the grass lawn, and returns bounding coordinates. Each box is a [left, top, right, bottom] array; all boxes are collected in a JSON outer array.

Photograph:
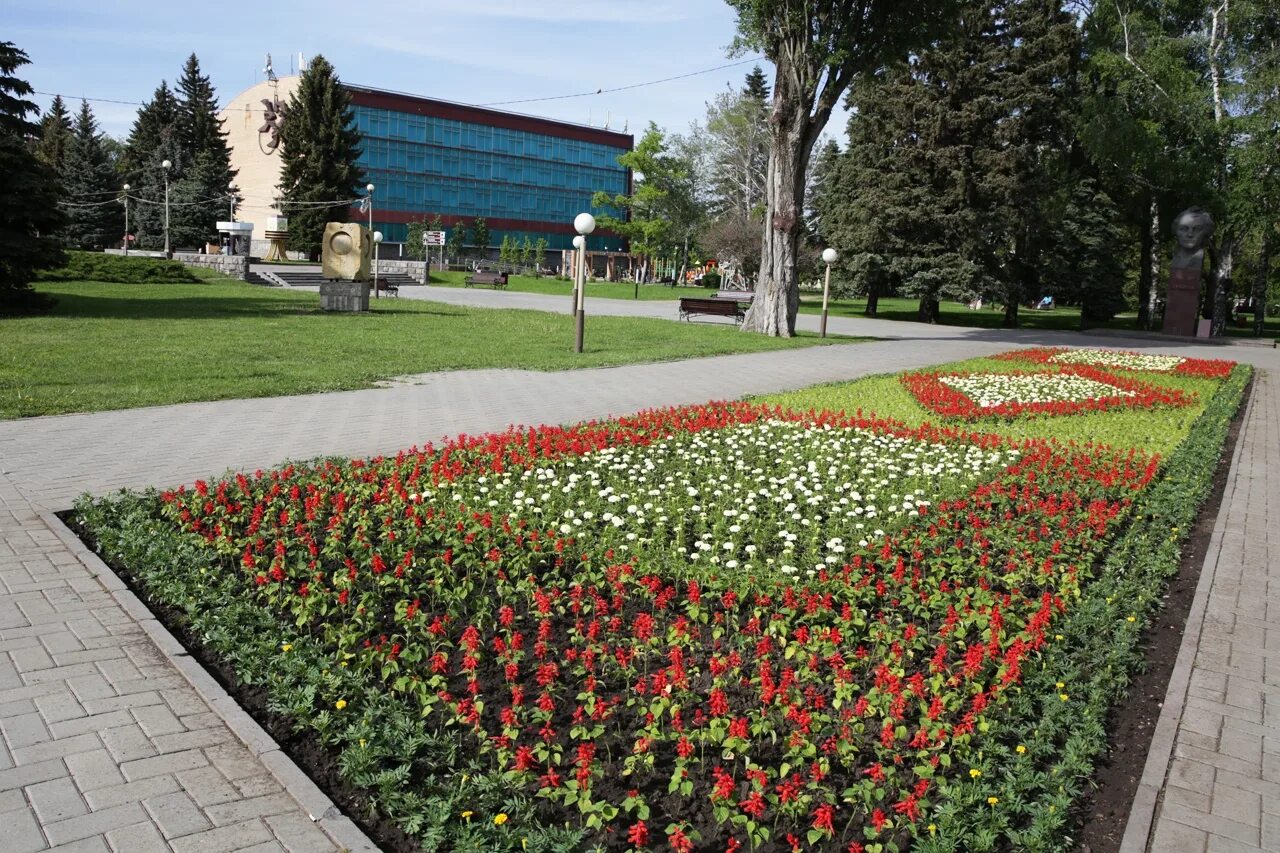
[[797, 292, 1280, 338], [0, 280, 862, 419], [425, 269, 696, 301]]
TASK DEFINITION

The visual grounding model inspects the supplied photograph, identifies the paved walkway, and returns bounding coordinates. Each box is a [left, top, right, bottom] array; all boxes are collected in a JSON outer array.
[[3, 288, 1278, 850]]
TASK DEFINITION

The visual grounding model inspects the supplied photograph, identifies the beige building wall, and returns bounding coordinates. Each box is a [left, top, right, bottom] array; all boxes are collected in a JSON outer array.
[[219, 76, 301, 245]]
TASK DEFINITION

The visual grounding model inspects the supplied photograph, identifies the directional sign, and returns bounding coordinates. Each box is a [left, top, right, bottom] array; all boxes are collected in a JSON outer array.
[[422, 230, 446, 246]]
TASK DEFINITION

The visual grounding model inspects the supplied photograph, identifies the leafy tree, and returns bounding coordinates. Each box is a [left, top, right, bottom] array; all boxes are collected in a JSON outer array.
[[471, 217, 489, 256], [278, 55, 363, 260], [727, 0, 958, 335], [592, 123, 701, 282], [700, 74, 770, 219], [34, 94, 72, 175], [499, 233, 515, 264], [533, 237, 547, 274], [447, 221, 466, 262], [520, 235, 534, 268], [62, 100, 123, 249], [405, 216, 428, 260], [0, 41, 64, 312]]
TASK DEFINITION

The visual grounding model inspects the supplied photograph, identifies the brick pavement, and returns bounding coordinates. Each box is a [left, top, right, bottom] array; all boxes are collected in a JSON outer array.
[[2, 294, 1277, 851], [1121, 368, 1280, 852]]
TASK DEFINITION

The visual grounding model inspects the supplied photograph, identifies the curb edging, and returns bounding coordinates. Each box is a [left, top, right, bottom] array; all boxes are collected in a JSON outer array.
[[39, 508, 381, 853]]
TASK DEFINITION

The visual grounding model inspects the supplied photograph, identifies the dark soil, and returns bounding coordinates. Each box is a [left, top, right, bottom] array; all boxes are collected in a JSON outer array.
[[1073, 375, 1253, 853]]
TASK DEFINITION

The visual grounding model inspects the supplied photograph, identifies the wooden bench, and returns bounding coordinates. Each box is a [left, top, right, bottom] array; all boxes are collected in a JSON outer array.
[[679, 297, 748, 323], [465, 271, 509, 288], [716, 289, 754, 303], [373, 277, 398, 297]]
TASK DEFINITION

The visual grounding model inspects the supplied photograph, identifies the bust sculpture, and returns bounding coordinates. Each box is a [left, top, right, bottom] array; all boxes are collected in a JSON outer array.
[[1162, 207, 1214, 336], [1171, 208, 1214, 269]]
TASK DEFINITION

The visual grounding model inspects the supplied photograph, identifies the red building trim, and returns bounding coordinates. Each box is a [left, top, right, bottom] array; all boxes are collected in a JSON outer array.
[[350, 209, 623, 241], [346, 86, 634, 150]]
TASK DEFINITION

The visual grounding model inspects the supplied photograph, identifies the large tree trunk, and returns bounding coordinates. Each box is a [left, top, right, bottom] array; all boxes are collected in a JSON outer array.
[[918, 295, 939, 323], [865, 280, 879, 317], [1004, 300, 1020, 328], [742, 85, 814, 336], [1253, 231, 1271, 337], [1210, 238, 1233, 337], [1138, 196, 1156, 329]]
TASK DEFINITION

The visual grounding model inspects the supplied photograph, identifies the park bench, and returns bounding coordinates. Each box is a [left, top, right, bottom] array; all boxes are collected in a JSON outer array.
[[465, 271, 509, 288], [679, 296, 748, 323], [716, 290, 754, 303], [373, 277, 398, 297]]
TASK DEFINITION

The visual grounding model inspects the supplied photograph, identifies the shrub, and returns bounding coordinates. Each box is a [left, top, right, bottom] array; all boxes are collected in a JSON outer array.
[[37, 251, 201, 284], [701, 269, 722, 289]]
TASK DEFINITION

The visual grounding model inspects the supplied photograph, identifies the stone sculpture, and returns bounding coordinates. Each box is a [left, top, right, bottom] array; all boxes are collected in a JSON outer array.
[[1162, 208, 1214, 337], [320, 222, 372, 311]]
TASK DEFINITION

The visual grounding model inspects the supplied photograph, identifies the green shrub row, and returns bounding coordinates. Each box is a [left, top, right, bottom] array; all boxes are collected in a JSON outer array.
[[38, 251, 201, 284], [918, 363, 1251, 852]]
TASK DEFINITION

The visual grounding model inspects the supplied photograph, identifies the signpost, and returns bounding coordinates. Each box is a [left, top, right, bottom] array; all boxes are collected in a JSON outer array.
[[422, 230, 445, 284]]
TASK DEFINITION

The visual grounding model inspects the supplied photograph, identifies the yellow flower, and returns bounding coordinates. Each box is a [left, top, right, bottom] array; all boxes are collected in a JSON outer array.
[[1055, 681, 1065, 689], [987, 796, 999, 805], [1127, 615, 1137, 623], [969, 769, 982, 779], [1016, 745, 1027, 755], [359, 739, 366, 748], [522, 839, 528, 851], [1054, 634, 1064, 641], [461, 810, 473, 821], [281, 643, 292, 652], [928, 824, 936, 836], [335, 699, 347, 710], [494, 813, 509, 826], [1059, 693, 1070, 702]]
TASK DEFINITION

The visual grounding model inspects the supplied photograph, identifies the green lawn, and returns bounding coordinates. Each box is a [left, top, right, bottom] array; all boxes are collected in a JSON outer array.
[[797, 292, 1280, 338], [425, 270, 697, 301], [0, 280, 863, 419], [757, 354, 1221, 455]]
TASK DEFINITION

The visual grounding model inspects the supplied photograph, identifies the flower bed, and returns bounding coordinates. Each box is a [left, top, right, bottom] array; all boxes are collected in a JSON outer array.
[[994, 347, 1235, 379], [901, 365, 1195, 419], [72, 351, 1248, 853]]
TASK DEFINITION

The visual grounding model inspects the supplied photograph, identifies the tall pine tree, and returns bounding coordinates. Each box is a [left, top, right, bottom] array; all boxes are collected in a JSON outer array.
[[0, 41, 64, 312], [34, 94, 72, 176], [175, 53, 235, 241], [277, 55, 363, 260], [121, 81, 179, 189], [62, 100, 123, 249]]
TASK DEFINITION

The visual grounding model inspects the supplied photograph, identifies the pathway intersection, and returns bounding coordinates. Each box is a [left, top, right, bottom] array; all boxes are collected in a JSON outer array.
[[2, 287, 1276, 851]]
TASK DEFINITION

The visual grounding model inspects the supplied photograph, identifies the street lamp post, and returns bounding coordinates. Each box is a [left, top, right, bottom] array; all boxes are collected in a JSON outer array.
[[573, 213, 596, 353], [571, 236, 584, 314], [161, 160, 172, 258], [121, 184, 130, 256], [228, 182, 237, 222], [373, 230, 383, 299], [821, 247, 838, 338], [365, 183, 375, 240]]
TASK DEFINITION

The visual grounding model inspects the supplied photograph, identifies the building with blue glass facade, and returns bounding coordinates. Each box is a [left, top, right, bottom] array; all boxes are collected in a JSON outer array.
[[346, 85, 633, 253], [222, 77, 633, 257]]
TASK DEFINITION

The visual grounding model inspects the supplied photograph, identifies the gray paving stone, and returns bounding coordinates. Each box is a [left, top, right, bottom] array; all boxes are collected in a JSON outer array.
[[43, 801, 146, 846], [119, 748, 207, 782], [0, 758, 70, 792], [6, 801, 51, 853], [46, 835, 109, 852], [142, 789, 211, 839], [203, 792, 296, 827], [82, 774, 179, 810], [99, 726, 156, 764], [265, 811, 336, 853], [64, 749, 124, 792], [103, 820, 169, 853], [174, 766, 242, 809], [26, 776, 88, 823], [167, 818, 274, 853]]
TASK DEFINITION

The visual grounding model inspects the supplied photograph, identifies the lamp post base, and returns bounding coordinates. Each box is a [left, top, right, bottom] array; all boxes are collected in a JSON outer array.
[[574, 309, 585, 353], [820, 310, 828, 338]]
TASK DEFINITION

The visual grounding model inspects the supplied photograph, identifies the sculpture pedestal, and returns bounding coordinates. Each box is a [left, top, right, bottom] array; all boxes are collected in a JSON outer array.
[[319, 281, 370, 312], [1162, 266, 1202, 337]]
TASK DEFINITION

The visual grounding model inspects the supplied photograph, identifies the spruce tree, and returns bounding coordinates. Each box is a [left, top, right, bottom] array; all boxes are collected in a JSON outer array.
[[743, 65, 770, 103], [62, 100, 123, 249], [278, 55, 363, 260], [34, 94, 72, 175], [131, 136, 183, 250], [175, 53, 235, 241], [0, 41, 64, 312], [121, 81, 179, 188]]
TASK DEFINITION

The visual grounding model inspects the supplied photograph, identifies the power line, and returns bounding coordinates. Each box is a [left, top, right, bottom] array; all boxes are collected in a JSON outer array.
[[477, 57, 765, 107], [34, 56, 768, 119]]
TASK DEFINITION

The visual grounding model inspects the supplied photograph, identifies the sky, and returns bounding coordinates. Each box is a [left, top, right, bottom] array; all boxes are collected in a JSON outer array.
[[4, 0, 819, 144]]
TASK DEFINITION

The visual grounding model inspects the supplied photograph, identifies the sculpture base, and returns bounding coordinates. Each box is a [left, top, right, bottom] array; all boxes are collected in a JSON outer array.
[[1162, 266, 1202, 337], [319, 281, 370, 312]]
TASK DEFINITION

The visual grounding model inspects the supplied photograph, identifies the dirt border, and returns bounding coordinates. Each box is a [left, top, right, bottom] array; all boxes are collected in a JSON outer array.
[[1075, 373, 1254, 853]]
